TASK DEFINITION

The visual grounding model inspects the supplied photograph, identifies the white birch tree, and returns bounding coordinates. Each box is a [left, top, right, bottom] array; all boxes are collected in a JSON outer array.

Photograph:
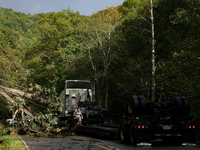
[[150, 0, 156, 102], [79, 7, 122, 108], [126, 0, 156, 102]]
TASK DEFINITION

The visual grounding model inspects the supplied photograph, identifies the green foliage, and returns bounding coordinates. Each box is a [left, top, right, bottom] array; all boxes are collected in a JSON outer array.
[[0, 98, 10, 120], [0, 132, 26, 150], [0, 7, 45, 50], [0, 124, 25, 149], [1, 1, 200, 139], [79, 6, 123, 107], [110, 0, 152, 102], [25, 9, 87, 93], [0, 24, 24, 89], [27, 84, 63, 133]]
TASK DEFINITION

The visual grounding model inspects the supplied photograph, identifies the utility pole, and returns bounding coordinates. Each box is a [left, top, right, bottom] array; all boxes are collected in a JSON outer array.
[[150, 0, 155, 102]]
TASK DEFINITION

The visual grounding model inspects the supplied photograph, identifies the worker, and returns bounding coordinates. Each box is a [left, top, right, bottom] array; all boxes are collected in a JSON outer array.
[[73, 107, 83, 126], [86, 88, 91, 107]]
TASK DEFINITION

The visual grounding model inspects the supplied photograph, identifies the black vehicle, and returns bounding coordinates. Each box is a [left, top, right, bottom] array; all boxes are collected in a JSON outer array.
[[6, 119, 18, 126], [119, 95, 196, 146]]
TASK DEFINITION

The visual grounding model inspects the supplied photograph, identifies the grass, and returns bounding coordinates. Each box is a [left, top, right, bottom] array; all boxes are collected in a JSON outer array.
[[0, 120, 26, 150]]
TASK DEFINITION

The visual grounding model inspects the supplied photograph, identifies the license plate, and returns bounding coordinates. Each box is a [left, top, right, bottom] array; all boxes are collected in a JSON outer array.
[[163, 125, 171, 130]]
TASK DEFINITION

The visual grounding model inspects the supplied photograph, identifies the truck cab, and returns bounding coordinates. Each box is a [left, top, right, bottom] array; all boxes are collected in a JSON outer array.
[[57, 80, 105, 128], [59, 80, 95, 117]]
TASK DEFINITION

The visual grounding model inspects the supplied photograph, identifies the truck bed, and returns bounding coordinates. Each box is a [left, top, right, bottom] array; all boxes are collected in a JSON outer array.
[[75, 125, 119, 137]]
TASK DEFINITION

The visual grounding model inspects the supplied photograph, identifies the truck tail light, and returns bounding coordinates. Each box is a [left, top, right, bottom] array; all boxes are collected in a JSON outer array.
[[185, 125, 195, 129], [136, 125, 149, 129]]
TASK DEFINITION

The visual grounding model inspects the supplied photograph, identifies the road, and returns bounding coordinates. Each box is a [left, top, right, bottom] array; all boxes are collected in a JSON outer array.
[[19, 134, 199, 150]]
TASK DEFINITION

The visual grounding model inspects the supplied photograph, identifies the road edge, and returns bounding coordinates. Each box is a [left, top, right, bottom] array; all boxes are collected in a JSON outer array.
[[17, 134, 30, 150]]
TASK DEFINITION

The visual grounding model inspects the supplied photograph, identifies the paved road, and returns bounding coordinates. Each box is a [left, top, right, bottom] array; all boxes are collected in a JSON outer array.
[[19, 134, 200, 150]]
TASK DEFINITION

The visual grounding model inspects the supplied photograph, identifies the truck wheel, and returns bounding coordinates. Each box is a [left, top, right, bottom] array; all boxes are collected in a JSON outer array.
[[138, 95, 147, 111], [181, 96, 190, 115], [66, 121, 73, 132], [120, 123, 128, 143], [67, 120, 76, 132], [86, 113, 89, 126], [129, 123, 136, 145], [91, 106, 102, 111], [71, 121, 77, 132], [171, 96, 183, 113], [128, 96, 140, 115]]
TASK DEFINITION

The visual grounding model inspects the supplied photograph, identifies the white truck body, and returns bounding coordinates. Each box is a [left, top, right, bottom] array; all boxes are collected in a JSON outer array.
[[59, 80, 95, 116]]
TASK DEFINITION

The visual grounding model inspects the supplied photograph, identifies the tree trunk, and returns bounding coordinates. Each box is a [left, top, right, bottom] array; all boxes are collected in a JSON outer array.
[[150, 0, 156, 102], [0, 85, 46, 103], [105, 66, 108, 109]]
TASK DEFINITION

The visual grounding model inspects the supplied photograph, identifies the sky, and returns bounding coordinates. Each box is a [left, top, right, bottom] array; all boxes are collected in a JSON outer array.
[[0, 0, 125, 16]]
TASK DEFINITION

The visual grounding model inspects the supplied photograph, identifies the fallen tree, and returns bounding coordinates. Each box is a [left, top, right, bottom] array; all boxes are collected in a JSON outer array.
[[0, 84, 64, 136]]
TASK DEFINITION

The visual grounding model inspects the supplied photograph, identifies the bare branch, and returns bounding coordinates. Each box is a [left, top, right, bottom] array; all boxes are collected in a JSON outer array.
[[124, 25, 151, 33], [3, 109, 18, 135]]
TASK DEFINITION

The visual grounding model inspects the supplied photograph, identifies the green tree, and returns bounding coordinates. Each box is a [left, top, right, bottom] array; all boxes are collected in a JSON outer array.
[[79, 7, 122, 108], [25, 9, 86, 92], [0, 24, 24, 88], [113, 0, 153, 101], [155, 1, 200, 133]]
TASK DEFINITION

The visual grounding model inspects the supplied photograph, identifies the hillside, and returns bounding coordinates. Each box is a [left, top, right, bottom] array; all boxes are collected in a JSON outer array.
[[0, 7, 45, 49]]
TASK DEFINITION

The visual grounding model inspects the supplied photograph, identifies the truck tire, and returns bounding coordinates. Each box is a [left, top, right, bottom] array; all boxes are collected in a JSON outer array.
[[128, 96, 140, 115], [86, 113, 89, 126], [181, 96, 190, 115], [95, 106, 102, 111], [71, 122, 76, 132], [119, 123, 128, 143], [138, 95, 147, 111], [129, 123, 136, 145], [170, 96, 183, 113], [67, 119, 77, 132], [67, 121, 73, 132], [90, 106, 102, 111]]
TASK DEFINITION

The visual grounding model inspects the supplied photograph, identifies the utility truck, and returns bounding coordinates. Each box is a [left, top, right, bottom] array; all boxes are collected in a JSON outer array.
[[57, 80, 116, 135], [56, 80, 196, 144], [119, 95, 196, 146]]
